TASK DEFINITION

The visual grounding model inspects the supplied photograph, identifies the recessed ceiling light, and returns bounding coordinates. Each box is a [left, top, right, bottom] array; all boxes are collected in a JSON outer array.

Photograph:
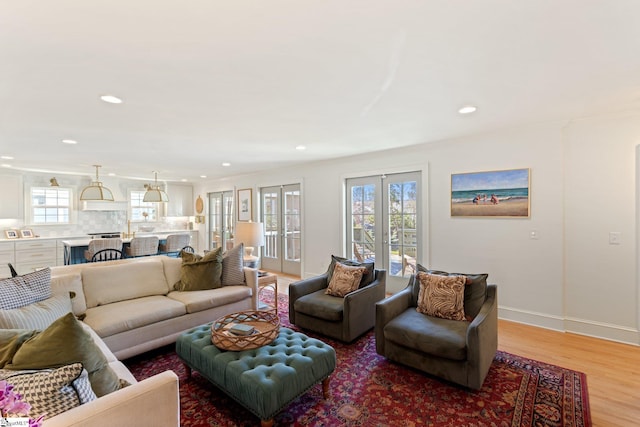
[[221, 162, 231, 167], [181, 178, 188, 182], [200, 175, 207, 178], [1, 155, 14, 160], [458, 105, 477, 114], [1, 164, 12, 168], [100, 95, 123, 104], [107, 173, 116, 176], [295, 145, 306, 151], [62, 139, 77, 145]]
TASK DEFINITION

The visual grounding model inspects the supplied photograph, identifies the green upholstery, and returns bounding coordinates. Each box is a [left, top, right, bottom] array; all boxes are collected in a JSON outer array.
[[376, 281, 498, 390], [176, 324, 336, 422], [289, 269, 386, 342]]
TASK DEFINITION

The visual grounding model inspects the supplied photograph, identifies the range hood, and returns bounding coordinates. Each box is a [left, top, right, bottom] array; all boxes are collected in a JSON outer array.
[[81, 177, 128, 211]]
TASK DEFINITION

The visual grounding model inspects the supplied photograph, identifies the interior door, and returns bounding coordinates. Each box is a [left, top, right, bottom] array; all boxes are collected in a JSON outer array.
[[208, 191, 234, 251], [260, 184, 301, 276], [347, 171, 421, 292]]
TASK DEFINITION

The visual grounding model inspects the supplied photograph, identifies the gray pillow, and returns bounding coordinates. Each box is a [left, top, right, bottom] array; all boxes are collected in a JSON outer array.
[[0, 292, 72, 330], [222, 243, 245, 285], [0, 268, 52, 310]]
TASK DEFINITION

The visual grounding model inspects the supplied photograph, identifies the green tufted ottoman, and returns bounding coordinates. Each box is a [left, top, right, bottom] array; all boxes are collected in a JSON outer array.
[[176, 324, 336, 427]]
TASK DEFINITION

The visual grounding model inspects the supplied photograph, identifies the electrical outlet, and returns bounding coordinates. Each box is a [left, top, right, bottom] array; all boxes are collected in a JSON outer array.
[[530, 230, 539, 240]]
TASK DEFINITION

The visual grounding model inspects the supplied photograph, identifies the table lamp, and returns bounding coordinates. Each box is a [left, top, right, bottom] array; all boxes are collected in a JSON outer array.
[[235, 221, 265, 267]]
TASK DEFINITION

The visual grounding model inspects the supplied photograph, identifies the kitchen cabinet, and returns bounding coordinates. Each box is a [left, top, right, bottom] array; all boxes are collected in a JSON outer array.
[[14, 240, 57, 275], [166, 184, 193, 217], [0, 174, 23, 219], [0, 242, 15, 279]]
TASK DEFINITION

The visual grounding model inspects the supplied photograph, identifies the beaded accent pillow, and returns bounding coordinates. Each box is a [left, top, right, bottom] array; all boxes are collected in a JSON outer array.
[[416, 272, 467, 321], [325, 262, 366, 297]]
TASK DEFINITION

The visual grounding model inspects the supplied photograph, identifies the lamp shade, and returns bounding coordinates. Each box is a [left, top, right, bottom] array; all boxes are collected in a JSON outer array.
[[143, 171, 169, 202], [235, 221, 265, 248], [80, 165, 114, 201]]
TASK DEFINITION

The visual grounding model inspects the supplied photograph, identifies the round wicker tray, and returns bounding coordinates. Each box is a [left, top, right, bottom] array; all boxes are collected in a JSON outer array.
[[211, 310, 280, 351]]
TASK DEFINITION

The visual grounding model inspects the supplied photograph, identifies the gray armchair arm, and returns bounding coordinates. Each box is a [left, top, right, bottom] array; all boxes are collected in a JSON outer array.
[[288, 273, 329, 324], [375, 283, 412, 354], [465, 284, 498, 390], [343, 270, 386, 341]]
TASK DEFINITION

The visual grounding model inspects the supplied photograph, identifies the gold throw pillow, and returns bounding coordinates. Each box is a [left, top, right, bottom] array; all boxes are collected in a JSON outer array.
[[325, 262, 366, 297], [416, 272, 467, 321]]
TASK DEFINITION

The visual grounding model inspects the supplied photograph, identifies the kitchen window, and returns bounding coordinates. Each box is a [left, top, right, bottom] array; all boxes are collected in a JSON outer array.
[[130, 190, 158, 221], [31, 187, 71, 224]]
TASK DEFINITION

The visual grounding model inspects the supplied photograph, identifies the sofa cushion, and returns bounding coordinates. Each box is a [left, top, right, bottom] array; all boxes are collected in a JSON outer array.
[[0, 363, 97, 420], [83, 296, 187, 338], [222, 243, 245, 285], [327, 255, 375, 288], [0, 292, 72, 330], [174, 248, 223, 291], [416, 272, 467, 321], [325, 262, 366, 297], [0, 268, 52, 310], [0, 329, 38, 367], [167, 285, 252, 314], [161, 256, 182, 289], [5, 313, 122, 397], [384, 309, 468, 361], [294, 290, 344, 322], [82, 259, 169, 308], [51, 272, 87, 316], [416, 265, 488, 319]]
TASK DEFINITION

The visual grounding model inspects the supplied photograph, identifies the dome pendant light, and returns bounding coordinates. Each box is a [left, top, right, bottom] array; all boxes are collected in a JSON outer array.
[[80, 165, 114, 201], [143, 171, 169, 202]]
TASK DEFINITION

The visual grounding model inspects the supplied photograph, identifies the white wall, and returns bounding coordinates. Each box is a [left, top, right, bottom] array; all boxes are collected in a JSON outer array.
[[195, 112, 640, 345]]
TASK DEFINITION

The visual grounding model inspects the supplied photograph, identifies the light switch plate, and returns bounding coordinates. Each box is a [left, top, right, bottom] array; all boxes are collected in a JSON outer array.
[[609, 232, 621, 245]]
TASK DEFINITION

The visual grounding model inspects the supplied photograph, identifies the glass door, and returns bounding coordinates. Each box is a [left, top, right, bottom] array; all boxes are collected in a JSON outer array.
[[347, 171, 421, 292], [260, 184, 301, 276], [208, 191, 234, 251]]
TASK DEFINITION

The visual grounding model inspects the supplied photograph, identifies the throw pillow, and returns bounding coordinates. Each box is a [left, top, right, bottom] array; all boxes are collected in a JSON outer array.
[[0, 268, 52, 310], [416, 272, 467, 321], [174, 248, 223, 291], [325, 261, 366, 297], [5, 312, 121, 397], [0, 329, 38, 367], [0, 292, 72, 330], [0, 363, 94, 419], [415, 264, 488, 319], [222, 243, 245, 285], [326, 255, 375, 288], [51, 273, 87, 317]]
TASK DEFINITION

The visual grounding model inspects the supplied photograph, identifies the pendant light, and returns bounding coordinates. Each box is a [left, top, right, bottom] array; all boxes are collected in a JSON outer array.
[[80, 165, 114, 201], [143, 171, 169, 202]]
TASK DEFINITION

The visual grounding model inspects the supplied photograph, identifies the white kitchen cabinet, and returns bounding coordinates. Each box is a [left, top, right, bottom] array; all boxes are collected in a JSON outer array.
[[0, 174, 24, 219], [166, 184, 194, 217], [0, 241, 15, 279], [14, 240, 57, 275]]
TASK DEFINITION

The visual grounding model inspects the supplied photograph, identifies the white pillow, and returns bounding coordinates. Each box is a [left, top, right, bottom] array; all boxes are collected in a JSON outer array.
[[0, 292, 72, 330], [222, 243, 245, 285]]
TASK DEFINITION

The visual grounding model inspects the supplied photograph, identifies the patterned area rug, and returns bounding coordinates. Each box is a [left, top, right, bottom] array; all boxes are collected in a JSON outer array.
[[124, 291, 591, 426]]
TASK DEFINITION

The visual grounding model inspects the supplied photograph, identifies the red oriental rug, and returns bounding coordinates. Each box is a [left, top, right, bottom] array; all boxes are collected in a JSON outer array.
[[124, 292, 591, 426]]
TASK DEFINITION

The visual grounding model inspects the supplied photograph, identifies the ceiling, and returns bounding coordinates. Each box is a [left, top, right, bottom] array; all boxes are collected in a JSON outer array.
[[2, 1, 640, 183]]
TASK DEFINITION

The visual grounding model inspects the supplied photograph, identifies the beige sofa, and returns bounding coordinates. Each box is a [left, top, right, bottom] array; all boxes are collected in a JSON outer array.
[[38, 254, 258, 426]]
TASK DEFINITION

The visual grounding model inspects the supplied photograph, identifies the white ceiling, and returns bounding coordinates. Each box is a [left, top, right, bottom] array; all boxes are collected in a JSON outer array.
[[2, 1, 640, 182]]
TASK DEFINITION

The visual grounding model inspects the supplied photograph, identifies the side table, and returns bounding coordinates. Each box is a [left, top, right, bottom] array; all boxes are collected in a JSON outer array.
[[258, 272, 278, 313]]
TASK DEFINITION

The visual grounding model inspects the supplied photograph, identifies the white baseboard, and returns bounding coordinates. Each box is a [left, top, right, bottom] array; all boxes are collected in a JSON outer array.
[[499, 306, 640, 345]]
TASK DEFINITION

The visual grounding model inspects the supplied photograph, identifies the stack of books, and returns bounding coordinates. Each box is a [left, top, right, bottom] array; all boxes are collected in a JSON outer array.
[[228, 323, 256, 336]]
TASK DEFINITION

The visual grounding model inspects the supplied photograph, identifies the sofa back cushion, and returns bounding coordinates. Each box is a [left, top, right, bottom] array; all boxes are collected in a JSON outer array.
[[82, 259, 169, 308]]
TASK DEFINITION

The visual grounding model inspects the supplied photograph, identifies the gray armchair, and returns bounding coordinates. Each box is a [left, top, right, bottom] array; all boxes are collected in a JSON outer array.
[[375, 271, 497, 390], [289, 268, 386, 343]]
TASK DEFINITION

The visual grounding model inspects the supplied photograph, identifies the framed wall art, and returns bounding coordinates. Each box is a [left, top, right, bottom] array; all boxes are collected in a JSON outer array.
[[19, 229, 34, 238], [237, 188, 252, 222], [451, 168, 530, 218]]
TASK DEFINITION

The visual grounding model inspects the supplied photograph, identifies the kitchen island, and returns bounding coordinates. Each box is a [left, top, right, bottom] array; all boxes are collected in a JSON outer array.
[[61, 232, 192, 264]]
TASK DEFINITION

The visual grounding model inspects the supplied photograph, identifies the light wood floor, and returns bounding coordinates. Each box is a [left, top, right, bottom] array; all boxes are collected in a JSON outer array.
[[267, 271, 640, 427]]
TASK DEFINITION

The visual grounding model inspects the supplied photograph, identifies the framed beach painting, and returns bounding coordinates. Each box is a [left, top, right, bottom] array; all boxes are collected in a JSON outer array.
[[237, 188, 252, 221], [451, 168, 530, 217]]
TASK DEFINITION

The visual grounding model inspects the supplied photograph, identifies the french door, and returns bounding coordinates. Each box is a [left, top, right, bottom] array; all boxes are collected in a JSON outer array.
[[208, 191, 234, 251], [346, 171, 421, 292], [260, 184, 301, 276]]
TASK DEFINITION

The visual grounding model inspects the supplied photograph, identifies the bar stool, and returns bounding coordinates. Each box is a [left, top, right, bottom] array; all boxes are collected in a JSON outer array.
[[126, 236, 159, 257], [84, 238, 123, 262], [158, 234, 191, 257]]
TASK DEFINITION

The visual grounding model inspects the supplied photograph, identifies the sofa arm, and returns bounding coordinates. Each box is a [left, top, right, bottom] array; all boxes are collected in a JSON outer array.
[[43, 370, 180, 427], [375, 283, 412, 355], [288, 274, 329, 324], [466, 284, 498, 390], [343, 270, 386, 341], [243, 267, 259, 310]]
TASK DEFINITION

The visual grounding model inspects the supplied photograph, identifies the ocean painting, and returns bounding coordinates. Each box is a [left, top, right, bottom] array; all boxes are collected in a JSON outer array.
[[451, 168, 530, 217]]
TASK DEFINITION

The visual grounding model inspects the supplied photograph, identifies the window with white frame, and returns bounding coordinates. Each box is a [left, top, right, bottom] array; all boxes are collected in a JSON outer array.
[[130, 190, 158, 221], [31, 187, 71, 224]]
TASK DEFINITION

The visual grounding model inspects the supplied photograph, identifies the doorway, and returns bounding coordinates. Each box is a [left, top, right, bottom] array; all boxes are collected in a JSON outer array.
[[260, 184, 301, 276]]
